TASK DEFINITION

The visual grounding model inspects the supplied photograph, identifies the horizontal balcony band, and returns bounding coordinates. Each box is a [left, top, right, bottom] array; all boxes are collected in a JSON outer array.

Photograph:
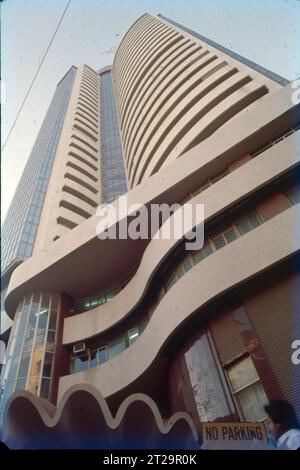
[[58, 205, 300, 400], [4, 83, 300, 316]]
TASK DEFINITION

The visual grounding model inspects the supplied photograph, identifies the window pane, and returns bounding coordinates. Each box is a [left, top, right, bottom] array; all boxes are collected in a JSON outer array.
[[247, 213, 262, 229], [40, 292, 50, 312], [128, 328, 139, 345], [287, 186, 300, 204], [27, 377, 39, 395], [28, 347, 43, 379], [212, 234, 226, 250], [106, 290, 117, 302], [34, 330, 46, 348], [98, 347, 107, 364], [18, 351, 31, 378], [15, 378, 27, 391], [182, 257, 193, 273], [166, 272, 177, 290], [37, 306, 49, 330], [7, 355, 19, 381], [202, 242, 213, 258], [16, 300, 31, 340], [108, 337, 125, 358], [139, 316, 149, 333], [50, 294, 59, 311], [224, 228, 238, 243], [97, 297, 106, 306], [72, 355, 89, 373], [192, 250, 203, 265], [12, 335, 23, 356], [40, 378, 50, 399], [89, 351, 98, 368], [227, 356, 259, 392], [42, 352, 53, 377], [236, 219, 252, 235], [185, 333, 231, 422], [46, 330, 56, 352], [48, 309, 58, 331], [177, 265, 185, 279], [237, 381, 268, 421], [24, 297, 39, 350]]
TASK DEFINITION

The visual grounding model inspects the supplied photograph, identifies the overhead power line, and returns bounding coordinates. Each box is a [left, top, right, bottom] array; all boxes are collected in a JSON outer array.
[[1, 0, 72, 153]]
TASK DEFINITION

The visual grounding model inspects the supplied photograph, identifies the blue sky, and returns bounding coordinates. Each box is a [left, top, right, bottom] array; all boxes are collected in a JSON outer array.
[[1, 0, 300, 221]]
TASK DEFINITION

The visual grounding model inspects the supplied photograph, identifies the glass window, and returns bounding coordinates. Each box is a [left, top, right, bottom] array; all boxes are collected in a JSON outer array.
[[139, 316, 149, 334], [128, 328, 139, 345], [165, 272, 177, 291], [15, 378, 27, 391], [98, 346, 107, 365], [227, 356, 268, 422], [201, 241, 214, 258], [224, 227, 238, 243], [182, 257, 193, 273], [37, 306, 49, 331], [106, 290, 117, 302], [18, 351, 31, 378], [89, 351, 98, 368], [96, 296, 106, 306], [286, 185, 300, 204], [237, 382, 268, 422], [192, 249, 204, 265], [228, 356, 258, 390], [108, 337, 126, 359], [236, 218, 252, 235], [72, 354, 89, 373], [48, 309, 58, 331], [51, 294, 59, 311], [247, 212, 262, 229], [24, 295, 39, 343], [12, 335, 23, 356], [40, 378, 50, 399], [7, 356, 19, 382], [27, 376, 39, 395], [176, 265, 185, 279], [42, 352, 53, 377], [212, 234, 226, 250], [184, 332, 232, 422], [46, 330, 56, 352], [28, 346, 43, 380]]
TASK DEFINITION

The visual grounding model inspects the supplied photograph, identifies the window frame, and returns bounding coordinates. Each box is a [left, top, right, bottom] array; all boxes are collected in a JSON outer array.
[[224, 354, 268, 422]]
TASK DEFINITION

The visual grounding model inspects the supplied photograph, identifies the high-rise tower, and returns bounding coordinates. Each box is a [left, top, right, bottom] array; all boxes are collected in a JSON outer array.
[[1, 14, 299, 449], [1, 66, 77, 362]]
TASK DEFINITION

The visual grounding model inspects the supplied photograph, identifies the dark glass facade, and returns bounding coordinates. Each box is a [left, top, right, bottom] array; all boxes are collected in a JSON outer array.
[[0, 292, 61, 422], [1, 67, 77, 272], [99, 71, 127, 203]]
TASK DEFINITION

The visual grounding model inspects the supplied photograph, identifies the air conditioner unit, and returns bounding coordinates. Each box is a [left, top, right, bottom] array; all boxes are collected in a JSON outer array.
[[73, 342, 86, 353]]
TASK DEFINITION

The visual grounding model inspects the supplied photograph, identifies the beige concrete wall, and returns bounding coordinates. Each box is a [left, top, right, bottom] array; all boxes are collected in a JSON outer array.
[[58, 205, 300, 400], [112, 13, 282, 188], [62, 130, 300, 344], [5, 82, 299, 316]]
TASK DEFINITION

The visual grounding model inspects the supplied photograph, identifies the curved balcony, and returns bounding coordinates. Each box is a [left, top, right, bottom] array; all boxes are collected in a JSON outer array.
[[62, 132, 299, 344], [58, 205, 300, 400], [4, 83, 299, 317]]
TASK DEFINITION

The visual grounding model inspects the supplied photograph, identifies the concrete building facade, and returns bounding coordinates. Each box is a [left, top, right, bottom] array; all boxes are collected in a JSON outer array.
[[1, 14, 299, 449]]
